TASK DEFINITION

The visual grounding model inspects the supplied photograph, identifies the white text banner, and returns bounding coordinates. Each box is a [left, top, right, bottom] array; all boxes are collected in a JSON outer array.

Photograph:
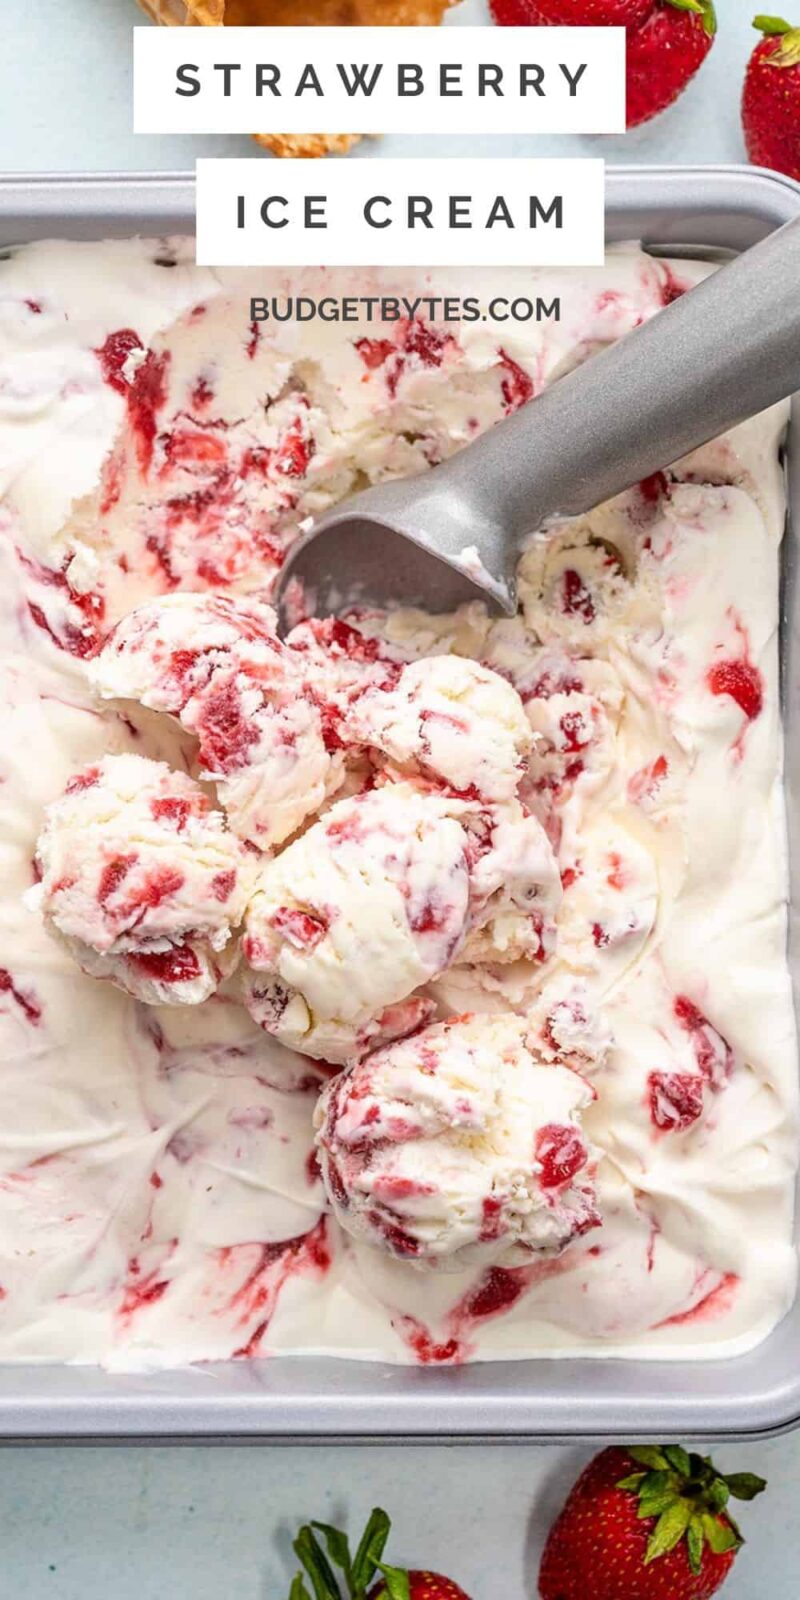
[[195, 156, 606, 267], [135, 27, 625, 137]]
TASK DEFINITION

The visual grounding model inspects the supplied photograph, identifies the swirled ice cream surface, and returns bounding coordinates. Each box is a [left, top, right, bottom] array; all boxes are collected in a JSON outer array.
[[0, 237, 796, 1368]]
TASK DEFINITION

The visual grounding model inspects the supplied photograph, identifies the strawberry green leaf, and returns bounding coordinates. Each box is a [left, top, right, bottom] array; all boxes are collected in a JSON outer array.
[[374, 1563, 411, 1600], [628, 1447, 670, 1472], [663, 1445, 692, 1477], [686, 1517, 705, 1575], [638, 1497, 680, 1523], [290, 1577, 314, 1600], [775, 30, 800, 61], [668, 0, 716, 32], [753, 14, 800, 58], [644, 1500, 692, 1565], [311, 1523, 353, 1584], [637, 1490, 679, 1521], [351, 1509, 392, 1594], [702, 1514, 740, 1556], [724, 1472, 767, 1501], [638, 1470, 673, 1497], [293, 1526, 342, 1600], [616, 1473, 647, 1492], [706, 1479, 730, 1513], [753, 13, 793, 32]]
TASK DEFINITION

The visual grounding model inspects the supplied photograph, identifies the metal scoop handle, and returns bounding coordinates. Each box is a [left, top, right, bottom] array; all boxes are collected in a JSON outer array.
[[277, 216, 800, 627], [437, 214, 800, 586]]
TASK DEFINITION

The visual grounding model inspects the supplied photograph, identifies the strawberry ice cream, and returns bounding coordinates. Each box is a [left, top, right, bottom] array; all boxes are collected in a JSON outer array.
[[31, 753, 253, 1004], [314, 1013, 599, 1270], [241, 781, 561, 1063], [90, 591, 342, 848], [346, 654, 533, 801], [0, 238, 795, 1369]]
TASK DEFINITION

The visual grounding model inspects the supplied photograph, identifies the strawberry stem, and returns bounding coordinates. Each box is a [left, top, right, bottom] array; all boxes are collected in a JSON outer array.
[[668, 0, 717, 35], [616, 1445, 766, 1575], [753, 13, 793, 31], [293, 1526, 343, 1600], [374, 1564, 411, 1600], [287, 1508, 400, 1600], [351, 1507, 393, 1595], [754, 15, 800, 61]]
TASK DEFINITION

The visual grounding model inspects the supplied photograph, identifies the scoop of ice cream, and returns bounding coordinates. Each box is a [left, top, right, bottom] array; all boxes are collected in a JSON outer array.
[[240, 782, 469, 1064], [89, 592, 342, 848], [314, 1013, 599, 1270], [519, 527, 631, 644], [32, 753, 254, 1005], [347, 654, 532, 801], [241, 782, 560, 1064]]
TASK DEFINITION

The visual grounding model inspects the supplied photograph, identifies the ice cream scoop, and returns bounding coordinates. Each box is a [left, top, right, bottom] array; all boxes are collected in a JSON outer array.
[[347, 654, 533, 802], [276, 215, 800, 626], [241, 781, 560, 1063], [31, 754, 254, 1005], [314, 1012, 599, 1270], [90, 592, 343, 848]]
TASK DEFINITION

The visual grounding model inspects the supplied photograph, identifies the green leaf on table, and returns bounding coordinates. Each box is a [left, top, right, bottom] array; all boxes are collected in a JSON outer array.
[[351, 1508, 392, 1593], [311, 1522, 353, 1584], [293, 1525, 342, 1600]]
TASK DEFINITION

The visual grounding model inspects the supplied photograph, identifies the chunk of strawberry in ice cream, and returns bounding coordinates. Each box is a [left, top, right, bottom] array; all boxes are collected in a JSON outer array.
[[31, 754, 254, 1005], [241, 782, 560, 1064], [314, 1012, 599, 1270], [520, 529, 630, 643], [89, 592, 343, 848]]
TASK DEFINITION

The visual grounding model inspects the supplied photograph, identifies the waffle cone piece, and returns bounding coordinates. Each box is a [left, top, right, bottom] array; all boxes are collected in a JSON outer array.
[[135, 0, 454, 154]]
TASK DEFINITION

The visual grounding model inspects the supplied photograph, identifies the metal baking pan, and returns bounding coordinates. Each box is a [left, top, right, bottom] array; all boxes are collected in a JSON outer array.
[[0, 164, 799, 1441]]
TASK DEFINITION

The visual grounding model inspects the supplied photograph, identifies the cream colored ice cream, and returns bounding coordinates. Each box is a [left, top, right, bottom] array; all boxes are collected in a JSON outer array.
[[347, 654, 533, 800], [0, 238, 796, 1369], [90, 591, 342, 848], [314, 1013, 599, 1270], [32, 753, 253, 1004], [241, 780, 560, 1063]]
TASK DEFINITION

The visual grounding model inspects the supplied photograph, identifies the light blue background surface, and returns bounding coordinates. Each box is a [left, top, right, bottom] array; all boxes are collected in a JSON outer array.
[[0, 0, 763, 170], [1, 1, 799, 1596], [1, 1437, 798, 1598]]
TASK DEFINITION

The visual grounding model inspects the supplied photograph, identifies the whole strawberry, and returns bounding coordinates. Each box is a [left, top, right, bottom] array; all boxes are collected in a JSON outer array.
[[539, 1445, 766, 1600], [488, 0, 717, 128], [287, 1507, 472, 1600], [743, 15, 800, 179]]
